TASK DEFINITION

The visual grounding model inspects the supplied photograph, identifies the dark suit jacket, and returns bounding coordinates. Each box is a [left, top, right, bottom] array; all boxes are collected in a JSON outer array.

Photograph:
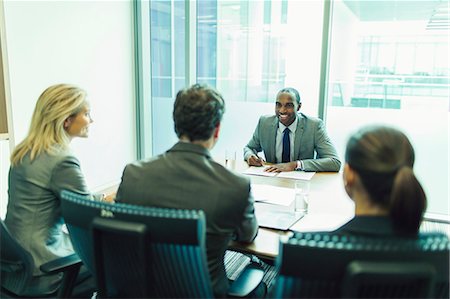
[[334, 215, 430, 239], [115, 142, 258, 297], [333, 216, 398, 237], [243, 113, 341, 172]]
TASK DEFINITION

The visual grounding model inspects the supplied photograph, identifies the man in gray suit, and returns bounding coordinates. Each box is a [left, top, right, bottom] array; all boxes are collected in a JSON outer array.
[[115, 84, 258, 297], [244, 87, 341, 172]]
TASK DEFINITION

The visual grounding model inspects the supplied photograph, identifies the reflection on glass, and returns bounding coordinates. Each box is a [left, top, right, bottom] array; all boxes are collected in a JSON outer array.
[[197, 1, 287, 102], [328, 2, 449, 110], [150, 0, 186, 98], [150, 1, 186, 155], [197, 0, 323, 106], [149, 0, 325, 156], [326, 1, 449, 216]]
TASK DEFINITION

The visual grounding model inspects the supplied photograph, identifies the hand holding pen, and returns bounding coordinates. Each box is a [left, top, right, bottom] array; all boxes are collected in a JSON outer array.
[[247, 154, 266, 167]]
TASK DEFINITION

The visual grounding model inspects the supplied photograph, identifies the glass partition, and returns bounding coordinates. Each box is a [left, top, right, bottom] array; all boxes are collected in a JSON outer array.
[[151, 0, 325, 157], [325, 0, 449, 216]]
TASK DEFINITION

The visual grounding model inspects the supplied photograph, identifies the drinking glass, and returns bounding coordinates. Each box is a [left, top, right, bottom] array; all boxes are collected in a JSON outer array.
[[294, 180, 310, 214], [225, 150, 236, 170]]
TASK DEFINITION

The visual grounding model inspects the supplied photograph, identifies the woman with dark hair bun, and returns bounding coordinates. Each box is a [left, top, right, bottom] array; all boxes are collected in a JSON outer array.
[[338, 125, 426, 236]]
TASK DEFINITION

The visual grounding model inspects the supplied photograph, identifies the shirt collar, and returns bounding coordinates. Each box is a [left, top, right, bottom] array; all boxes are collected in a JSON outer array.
[[168, 141, 212, 159], [278, 116, 298, 134]]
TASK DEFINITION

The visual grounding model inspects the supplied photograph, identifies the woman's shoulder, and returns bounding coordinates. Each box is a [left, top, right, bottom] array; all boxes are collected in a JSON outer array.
[[24, 149, 81, 173]]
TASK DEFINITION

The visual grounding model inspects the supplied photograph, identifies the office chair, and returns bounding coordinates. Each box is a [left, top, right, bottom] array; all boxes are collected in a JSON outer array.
[[0, 220, 83, 298], [272, 232, 450, 298], [60, 190, 264, 298]]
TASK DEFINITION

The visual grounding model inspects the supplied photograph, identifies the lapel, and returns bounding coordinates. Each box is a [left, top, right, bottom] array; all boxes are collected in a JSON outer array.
[[267, 117, 278, 163], [293, 113, 304, 159]]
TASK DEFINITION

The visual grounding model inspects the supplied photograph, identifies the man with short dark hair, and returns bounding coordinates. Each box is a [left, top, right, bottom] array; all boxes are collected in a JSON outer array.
[[244, 87, 341, 172], [115, 84, 259, 297]]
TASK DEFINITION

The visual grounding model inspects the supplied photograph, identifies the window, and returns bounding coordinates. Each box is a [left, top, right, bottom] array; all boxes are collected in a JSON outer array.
[[325, 0, 449, 216], [150, 0, 186, 155], [150, 0, 325, 157]]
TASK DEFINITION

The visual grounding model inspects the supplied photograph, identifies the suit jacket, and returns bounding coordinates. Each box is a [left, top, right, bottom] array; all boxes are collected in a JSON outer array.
[[243, 113, 341, 172], [4, 150, 92, 296], [334, 216, 398, 237], [334, 216, 422, 238], [115, 142, 258, 297]]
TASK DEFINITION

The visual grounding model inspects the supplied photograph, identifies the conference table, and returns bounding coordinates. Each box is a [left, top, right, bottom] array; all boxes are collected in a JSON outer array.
[[100, 159, 355, 261], [228, 161, 355, 260]]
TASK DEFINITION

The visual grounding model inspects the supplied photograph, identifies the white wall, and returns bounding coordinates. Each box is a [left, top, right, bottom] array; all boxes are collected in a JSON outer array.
[[152, 98, 282, 163], [1, 1, 136, 218], [0, 140, 9, 218]]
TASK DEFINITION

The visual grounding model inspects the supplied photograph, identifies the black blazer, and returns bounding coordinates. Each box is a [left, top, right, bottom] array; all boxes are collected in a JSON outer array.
[[115, 142, 258, 297]]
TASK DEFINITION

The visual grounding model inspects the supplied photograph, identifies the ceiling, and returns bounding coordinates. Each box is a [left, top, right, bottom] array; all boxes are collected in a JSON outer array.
[[343, 0, 449, 30], [343, 0, 445, 21]]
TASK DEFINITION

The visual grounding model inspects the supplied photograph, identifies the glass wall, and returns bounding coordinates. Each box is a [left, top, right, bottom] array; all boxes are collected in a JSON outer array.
[[197, 0, 288, 102], [325, 0, 449, 216], [151, 0, 325, 158], [150, 0, 186, 155], [147, 0, 449, 217]]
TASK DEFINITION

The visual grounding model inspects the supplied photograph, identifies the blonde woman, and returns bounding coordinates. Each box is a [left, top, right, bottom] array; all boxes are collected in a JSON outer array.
[[3, 84, 98, 296]]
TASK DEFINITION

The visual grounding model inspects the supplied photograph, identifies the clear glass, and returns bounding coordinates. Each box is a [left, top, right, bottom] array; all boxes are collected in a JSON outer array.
[[197, 0, 325, 158], [294, 180, 310, 214], [150, 1, 325, 157], [325, 1, 449, 216], [150, 0, 186, 156], [225, 149, 236, 170], [197, 0, 323, 116]]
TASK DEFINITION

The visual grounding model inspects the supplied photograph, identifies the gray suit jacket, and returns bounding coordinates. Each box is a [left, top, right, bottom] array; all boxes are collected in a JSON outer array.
[[4, 151, 92, 296], [115, 142, 258, 297], [244, 113, 341, 172]]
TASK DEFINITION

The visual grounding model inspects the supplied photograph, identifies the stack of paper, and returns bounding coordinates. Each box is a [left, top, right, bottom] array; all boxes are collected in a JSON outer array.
[[242, 166, 278, 177], [242, 166, 315, 180], [251, 184, 295, 206]]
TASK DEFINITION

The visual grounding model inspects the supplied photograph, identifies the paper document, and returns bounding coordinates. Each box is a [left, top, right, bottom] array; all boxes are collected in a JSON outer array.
[[242, 166, 278, 177], [255, 202, 304, 230], [277, 171, 315, 181], [242, 166, 315, 181], [251, 184, 295, 206], [290, 213, 353, 232]]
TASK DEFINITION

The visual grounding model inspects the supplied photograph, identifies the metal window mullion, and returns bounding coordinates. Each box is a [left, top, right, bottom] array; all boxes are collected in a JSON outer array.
[[133, 0, 152, 159], [171, 0, 175, 96], [185, 0, 197, 86], [318, 0, 332, 121]]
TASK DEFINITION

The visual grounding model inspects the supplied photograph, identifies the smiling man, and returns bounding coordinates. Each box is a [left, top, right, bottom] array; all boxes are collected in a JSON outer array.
[[243, 87, 341, 172]]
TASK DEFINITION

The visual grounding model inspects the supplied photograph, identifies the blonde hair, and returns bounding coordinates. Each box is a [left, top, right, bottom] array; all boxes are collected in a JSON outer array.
[[11, 84, 87, 165]]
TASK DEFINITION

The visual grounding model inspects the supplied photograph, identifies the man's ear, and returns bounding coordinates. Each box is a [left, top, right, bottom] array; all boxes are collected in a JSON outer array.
[[297, 103, 302, 111], [214, 122, 221, 139]]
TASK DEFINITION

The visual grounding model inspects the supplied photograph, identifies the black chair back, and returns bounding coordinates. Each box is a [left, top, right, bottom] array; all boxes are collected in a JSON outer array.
[[60, 190, 213, 298], [0, 220, 34, 295], [1, 219, 84, 298], [273, 232, 450, 298]]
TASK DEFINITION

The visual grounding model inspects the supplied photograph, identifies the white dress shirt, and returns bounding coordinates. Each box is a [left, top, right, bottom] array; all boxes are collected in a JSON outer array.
[[275, 118, 298, 164]]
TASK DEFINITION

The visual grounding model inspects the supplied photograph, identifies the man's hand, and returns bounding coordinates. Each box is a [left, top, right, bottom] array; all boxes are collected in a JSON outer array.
[[247, 154, 265, 167], [264, 161, 297, 172]]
